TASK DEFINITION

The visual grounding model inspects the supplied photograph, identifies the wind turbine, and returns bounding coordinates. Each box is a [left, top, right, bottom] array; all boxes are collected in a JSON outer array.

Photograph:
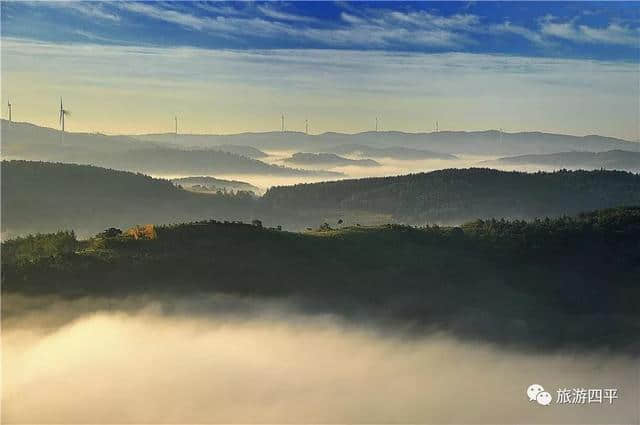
[[281, 113, 285, 132], [59, 97, 71, 141], [375, 117, 379, 132], [7, 100, 12, 122], [305, 119, 309, 135]]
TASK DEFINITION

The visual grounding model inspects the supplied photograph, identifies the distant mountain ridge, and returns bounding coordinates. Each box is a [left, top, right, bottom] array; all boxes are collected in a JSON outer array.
[[0, 120, 337, 177], [320, 144, 457, 160], [5, 120, 637, 161], [132, 127, 639, 156]]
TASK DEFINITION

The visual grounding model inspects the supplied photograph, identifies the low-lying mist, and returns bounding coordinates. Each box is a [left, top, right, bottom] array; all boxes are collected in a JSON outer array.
[[203, 151, 497, 190], [3, 294, 638, 424]]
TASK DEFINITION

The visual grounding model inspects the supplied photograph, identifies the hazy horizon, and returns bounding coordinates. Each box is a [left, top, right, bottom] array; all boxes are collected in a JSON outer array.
[[3, 117, 639, 142], [2, 2, 639, 140]]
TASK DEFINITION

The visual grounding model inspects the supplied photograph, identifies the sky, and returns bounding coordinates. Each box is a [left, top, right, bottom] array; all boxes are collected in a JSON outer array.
[[1, 1, 639, 140]]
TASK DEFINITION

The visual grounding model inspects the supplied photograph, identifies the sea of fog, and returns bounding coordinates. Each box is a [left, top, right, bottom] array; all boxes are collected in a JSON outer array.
[[153, 153, 497, 190], [153, 152, 593, 191], [3, 294, 638, 424]]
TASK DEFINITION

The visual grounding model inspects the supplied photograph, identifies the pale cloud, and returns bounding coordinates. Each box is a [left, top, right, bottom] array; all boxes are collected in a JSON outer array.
[[308, 8, 479, 49], [577, 23, 639, 46], [117, 2, 297, 40], [541, 18, 639, 46], [117, 2, 474, 49], [340, 12, 366, 26], [192, 2, 251, 17], [118, 2, 209, 31], [29, 1, 121, 22], [490, 21, 546, 45], [68, 2, 120, 22], [7, 2, 639, 52], [489, 16, 638, 48], [256, 4, 318, 23], [91, 3, 640, 52], [384, 10, 480, 31]]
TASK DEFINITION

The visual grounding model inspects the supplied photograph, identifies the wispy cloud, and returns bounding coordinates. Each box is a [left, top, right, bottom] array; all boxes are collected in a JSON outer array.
[[541, 18, 639, 46], [256, 4, 318, 23], [116, 2, 477, 49], [326, 8, 479, 48], [490, 21, 546, 45], [5, 2, 639, 55], [117, 2, 294, 39], [119, 2, 206, 30], [44, 1, 121, 22], [113, 3, 639, 51]]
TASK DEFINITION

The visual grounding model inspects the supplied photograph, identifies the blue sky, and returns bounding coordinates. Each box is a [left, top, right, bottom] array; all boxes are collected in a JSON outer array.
[[1, 2, 639, 139], [3, 1, 639, 60]]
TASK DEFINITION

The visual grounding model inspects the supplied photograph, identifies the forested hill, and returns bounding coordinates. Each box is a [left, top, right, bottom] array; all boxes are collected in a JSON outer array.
[[485, 150, 640, 172], [263, 168, 640, 224], [4, 162, 640, 237], [3, 207, 639, 351], [1, 161, 260, 237], [283, 152, 380, 167]]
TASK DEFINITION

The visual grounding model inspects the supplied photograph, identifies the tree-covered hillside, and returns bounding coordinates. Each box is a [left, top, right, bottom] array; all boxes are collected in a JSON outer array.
[[3, 207, 639, 351], [263, 168, 640, 224], [98, 147, 341, 176], [1, 161, 260, 237], [485, 149, 640, 172], [172, 176, 261, 194], [4, 162, 640, 237], [283, 152, 380, 167]]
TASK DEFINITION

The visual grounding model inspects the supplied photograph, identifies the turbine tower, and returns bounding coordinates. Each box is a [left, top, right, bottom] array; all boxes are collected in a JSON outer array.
[[375, 117, 379, 132], [175, 116, 178, 135], [7, 100, 11, 122], [281, 113, 285, 132], [59, 97, 70, 136], [305, 119, 309, 135]]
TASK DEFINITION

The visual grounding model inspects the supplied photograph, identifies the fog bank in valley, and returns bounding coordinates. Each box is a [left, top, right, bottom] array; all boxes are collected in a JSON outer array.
[[3, 295, 638, 424]]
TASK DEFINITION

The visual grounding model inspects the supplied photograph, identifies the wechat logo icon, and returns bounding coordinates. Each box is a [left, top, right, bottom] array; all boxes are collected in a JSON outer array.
[[527, 384, 552, 406]]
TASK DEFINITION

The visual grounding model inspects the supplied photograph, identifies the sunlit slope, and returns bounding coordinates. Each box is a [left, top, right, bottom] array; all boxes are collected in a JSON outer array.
[[3, 207, 639, 350]]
